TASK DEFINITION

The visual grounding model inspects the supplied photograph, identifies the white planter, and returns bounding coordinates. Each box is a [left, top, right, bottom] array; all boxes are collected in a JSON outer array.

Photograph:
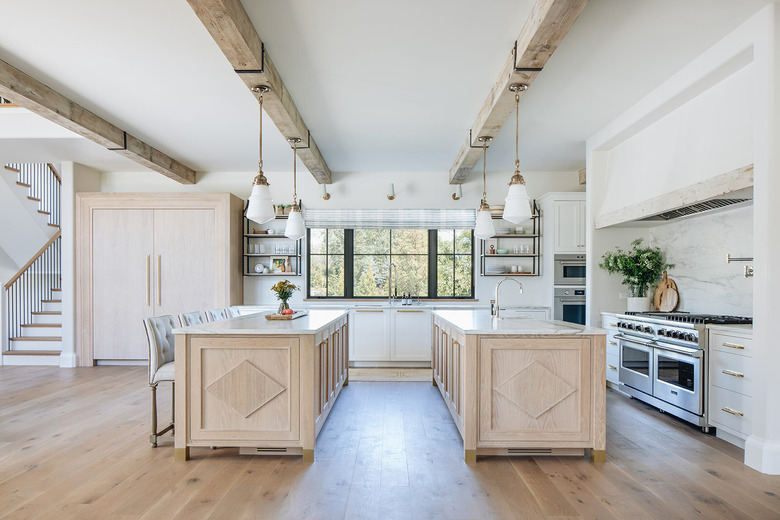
[[627, 297, 652, 312]]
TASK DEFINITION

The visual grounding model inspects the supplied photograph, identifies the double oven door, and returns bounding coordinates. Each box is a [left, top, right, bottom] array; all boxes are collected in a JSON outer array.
[[618, 335, 704, 416]]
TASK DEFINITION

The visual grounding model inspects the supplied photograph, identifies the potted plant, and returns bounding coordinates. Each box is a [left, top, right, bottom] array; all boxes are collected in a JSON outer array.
[[599, 239, 674, 311], [271, 279, 299, 315]]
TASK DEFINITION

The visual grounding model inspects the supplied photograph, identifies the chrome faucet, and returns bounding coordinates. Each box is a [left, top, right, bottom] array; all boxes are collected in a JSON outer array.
[[388, 262, 397, 303], [493, 277, 523, 318]]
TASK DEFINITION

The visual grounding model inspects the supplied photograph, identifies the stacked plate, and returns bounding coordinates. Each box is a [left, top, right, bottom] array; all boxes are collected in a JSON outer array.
[[494, 227, 511, 235], [485, 265, 507, 275]]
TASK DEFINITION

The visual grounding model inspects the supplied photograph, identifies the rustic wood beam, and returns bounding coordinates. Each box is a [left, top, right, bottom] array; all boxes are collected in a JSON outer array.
[[449, 0, 589, 184], [0, 59, 196, 184], [187, 0, 332, 184]]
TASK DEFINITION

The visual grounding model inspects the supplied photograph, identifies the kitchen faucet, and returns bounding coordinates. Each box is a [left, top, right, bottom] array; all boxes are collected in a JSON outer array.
[[492, 277, 523, 318], [388, 262, 397, 303]]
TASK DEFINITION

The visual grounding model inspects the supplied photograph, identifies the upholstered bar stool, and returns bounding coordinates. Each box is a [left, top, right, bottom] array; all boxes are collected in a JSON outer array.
[[228, 306, 241, 318], [205, 308, 228, 322], [143, 315, 176, 447], [179, 311, 205, 327]]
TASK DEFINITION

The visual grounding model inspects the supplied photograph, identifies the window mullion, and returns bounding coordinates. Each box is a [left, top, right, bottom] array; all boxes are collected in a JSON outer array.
[[344, 229, 354, 298]]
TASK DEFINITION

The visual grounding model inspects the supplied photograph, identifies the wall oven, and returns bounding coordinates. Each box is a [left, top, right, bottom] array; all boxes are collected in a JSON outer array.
[[553, 287, 585, 325], [553, 254, 586, 285]]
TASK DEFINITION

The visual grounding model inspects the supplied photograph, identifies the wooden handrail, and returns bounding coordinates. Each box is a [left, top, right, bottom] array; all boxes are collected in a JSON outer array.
[[47, 163, 62, 184], [3, 230, 61, 290]]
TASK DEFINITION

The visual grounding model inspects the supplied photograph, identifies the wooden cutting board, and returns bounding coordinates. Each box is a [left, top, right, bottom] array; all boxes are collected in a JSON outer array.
[[264, 310, 309, 320], [652, 271, 679, 312]]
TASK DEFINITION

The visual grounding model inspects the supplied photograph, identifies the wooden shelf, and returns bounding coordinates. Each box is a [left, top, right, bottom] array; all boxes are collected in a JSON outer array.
[[244, 272, 301, 277], [244, 234, 288, 238], [244, 254, 296, 257], [490, 213, 540, 220], [484, 254, 538, 258], [482, 273, 538, 276], [492, 234, 539, 238]]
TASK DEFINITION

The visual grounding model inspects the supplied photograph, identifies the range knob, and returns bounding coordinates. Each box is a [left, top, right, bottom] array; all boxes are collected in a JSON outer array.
[[644, 326, 653, 334], [670, 331, 679, 339], [657, 328, 666, 337], [685, 333, 697, 342]]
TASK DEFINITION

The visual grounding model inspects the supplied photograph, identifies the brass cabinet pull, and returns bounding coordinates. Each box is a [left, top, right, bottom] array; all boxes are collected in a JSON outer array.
[[609, 341, 617, 346], [722, 369, 744, 378], [722, 407, 744, 417], [397, 309, 424, 313], [608, 365, 617, 370], [607, 322, 617, 327], [722, 342, 745, 350], [356, 309, 383, 313], [156, 255, 162, 306], [145, 255, 151, 306]]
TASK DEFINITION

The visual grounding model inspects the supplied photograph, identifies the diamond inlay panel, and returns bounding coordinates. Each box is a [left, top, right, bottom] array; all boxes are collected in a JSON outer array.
[[206, 360, 285, 417], [496, 361, 575, 418]]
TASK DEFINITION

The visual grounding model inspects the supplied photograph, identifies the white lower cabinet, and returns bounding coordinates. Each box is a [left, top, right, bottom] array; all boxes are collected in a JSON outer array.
[[600, 312, 621, 385], [350, 307, 432, 363], [707, 326, 753, 446]]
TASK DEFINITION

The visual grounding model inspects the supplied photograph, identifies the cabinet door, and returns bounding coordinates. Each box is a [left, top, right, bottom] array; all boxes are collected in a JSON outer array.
[[153, 209, 217, 317], [92, 209, 154, 360], [554, 200, 585, 253], [391, 309, 431, 361], [351, 309, 389, 361]]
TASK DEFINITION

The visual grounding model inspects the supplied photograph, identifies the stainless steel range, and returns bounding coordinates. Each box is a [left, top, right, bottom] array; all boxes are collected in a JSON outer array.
[[615, 312, 752, 430]]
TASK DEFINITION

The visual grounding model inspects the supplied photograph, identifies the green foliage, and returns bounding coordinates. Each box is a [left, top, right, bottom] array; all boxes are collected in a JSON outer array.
[[599, 239, 674, 297]]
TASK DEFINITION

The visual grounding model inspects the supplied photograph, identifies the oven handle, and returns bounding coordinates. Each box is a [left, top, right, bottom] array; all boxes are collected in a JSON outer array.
[[652, 340, 703, 359], [614, 333, 654, 347], [557, 299, 586, 303]]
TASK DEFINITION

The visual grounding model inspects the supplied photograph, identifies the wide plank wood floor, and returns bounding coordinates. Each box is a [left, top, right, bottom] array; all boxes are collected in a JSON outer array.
[[1, 366, 779, 519]]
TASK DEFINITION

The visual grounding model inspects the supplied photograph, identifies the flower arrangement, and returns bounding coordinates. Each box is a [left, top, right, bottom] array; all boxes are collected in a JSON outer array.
[[271, 279, 299, 313], [599, 239, 674, 297]]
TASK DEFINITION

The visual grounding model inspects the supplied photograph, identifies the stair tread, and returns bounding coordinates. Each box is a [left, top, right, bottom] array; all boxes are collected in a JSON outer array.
[[32, 311, 61, 315], [16, 181, 31, 188], [51, 288, 61, 291], [42, 299, 62, 303], [48, 223, 60, 228], [27, 196, 41, 202], [38, 210, 51, 215], [21, 323, 61, 328], [11, 336, 62, 341], [4, 350, 60, 356]]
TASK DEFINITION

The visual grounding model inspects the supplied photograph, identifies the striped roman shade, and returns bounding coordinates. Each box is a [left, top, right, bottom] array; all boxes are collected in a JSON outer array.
[[304, 209, 476, 229]]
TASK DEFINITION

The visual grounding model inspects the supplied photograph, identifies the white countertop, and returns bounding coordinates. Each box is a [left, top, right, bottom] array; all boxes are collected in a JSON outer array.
[[707, 323, 753, 334], [241, 303, 550, 311], [174, 309, 348, 335], [433, 310, 606, 335]]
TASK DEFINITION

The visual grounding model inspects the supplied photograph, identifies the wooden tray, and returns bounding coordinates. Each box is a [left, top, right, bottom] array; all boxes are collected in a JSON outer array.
[[264, 310, 309, 320]]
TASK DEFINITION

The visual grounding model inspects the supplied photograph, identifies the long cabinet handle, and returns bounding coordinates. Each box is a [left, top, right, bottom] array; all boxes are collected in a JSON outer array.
[[356, 309, 383, 313], [722, 342, 745, 350], [397, 309, 424, 313], [608, 365, 617, 370], [722, 407, 744, 417], [722, 369, 745, 378], [145, 255, 151, 306], [607, 322, 617, 328], [609, 341, 617, 345], [156, 255, 161, 306]]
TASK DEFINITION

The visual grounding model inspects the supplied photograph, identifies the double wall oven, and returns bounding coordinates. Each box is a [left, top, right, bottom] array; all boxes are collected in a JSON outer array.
[[616, 312, 752, 430], [553, 254, 586, 325]]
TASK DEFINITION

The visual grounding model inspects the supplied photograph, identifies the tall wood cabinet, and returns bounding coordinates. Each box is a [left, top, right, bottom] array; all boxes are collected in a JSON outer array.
[[77, 193, 243, 365]]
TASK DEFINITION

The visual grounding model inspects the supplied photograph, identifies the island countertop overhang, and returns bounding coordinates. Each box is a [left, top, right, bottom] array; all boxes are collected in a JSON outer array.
[[432, 309, 607, 335], [173, 309, 348, 335]]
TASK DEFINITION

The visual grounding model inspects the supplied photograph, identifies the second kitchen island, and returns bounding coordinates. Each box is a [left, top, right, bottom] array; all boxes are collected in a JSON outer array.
[[432, 310, 607, 463], [173, 310, 348, 462]]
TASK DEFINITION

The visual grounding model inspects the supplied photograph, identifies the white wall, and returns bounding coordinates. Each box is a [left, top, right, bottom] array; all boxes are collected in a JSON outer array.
[[100, 168, 582, 308], [60, 162, 101, 367]]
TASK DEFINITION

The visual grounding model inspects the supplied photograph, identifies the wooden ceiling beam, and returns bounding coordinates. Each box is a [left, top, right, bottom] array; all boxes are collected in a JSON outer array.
[[0, 58, 196, 184], [449, 0, 589, 184], [187, 0, 332, 184]]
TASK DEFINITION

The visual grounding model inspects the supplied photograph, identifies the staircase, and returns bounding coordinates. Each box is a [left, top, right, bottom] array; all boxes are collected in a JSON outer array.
[[3, 163, 61, 366]]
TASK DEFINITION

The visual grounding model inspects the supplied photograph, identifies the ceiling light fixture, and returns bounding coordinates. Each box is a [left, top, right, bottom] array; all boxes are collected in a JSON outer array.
[[245, 86, 275, 224], [321, 184, 331, 200], [387, 183, 396, 201], [502, 83, 532, 223], [452, 185, 462, 200], [284, 137, 306, 240], [474, 136, 495, 240]]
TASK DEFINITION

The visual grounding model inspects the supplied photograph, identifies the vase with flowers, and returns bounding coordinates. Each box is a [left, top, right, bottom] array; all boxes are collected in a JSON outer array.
[[599, 239, 674, 312], [271, 279, 299, 315]]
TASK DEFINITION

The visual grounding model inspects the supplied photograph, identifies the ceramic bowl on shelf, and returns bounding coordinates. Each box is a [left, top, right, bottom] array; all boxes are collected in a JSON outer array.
[[495, 228, 511, 235], [496, 249, 509, 254]]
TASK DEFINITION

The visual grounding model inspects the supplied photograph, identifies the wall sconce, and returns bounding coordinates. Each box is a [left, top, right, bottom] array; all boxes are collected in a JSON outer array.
[[452, 185, 462, 200], [322, 184, 331, 200], [387, 183, 395, 200]]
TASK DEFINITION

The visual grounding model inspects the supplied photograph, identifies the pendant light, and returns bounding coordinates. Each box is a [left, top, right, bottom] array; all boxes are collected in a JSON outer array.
[[246, 86, 275, 224], [502, 83, 532, 224], [284, 137, 306, 240], [474, 136, 496, 240]]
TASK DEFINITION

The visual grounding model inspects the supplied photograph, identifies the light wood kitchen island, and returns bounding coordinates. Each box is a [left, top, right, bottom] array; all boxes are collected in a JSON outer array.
[[173, 310, 348, 462], [432, 310, 607, 463]]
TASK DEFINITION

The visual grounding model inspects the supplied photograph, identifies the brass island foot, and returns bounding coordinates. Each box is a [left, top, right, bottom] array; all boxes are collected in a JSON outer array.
[[303, 449, 314, 463], [590, 449, 606, 463]]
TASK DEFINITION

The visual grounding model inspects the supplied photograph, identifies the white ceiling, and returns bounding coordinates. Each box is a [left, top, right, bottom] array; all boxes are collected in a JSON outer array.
[[0, 0, 773, 180]]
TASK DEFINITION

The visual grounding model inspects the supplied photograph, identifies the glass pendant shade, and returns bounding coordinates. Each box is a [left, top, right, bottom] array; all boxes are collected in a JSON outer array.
[[474, 207, 496, 240], [284, 206, 305, 240], [503, 181, 532, 223], [246, 180, 274, 224]]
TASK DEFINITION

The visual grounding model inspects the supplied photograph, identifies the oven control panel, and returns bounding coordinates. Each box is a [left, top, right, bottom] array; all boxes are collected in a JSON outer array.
[[616, 316, 699, 347]]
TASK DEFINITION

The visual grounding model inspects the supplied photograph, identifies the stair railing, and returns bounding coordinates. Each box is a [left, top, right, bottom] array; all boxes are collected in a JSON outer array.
[[5, 163, 61, 227], [3, 231, 61, 350]]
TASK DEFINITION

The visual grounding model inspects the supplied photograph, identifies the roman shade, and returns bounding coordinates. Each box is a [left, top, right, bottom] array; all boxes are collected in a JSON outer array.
[[303, 209, 476, 229]]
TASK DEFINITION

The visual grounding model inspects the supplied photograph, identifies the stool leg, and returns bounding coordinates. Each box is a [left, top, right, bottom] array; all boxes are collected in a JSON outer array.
[[150, 384, 158, 447], [171, 381, 175, 434]]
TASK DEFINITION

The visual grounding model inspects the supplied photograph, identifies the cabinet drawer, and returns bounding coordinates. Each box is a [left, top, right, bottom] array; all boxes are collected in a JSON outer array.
[[710, 350, 752, 396], [606, 333, 619, 358], [709, 332, 752, 357], [606, 352, 619, 383], [709, 386, 751, 436]]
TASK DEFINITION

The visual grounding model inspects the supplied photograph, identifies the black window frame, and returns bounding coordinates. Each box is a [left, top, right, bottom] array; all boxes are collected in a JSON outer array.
[[306, 228, 474, 299]]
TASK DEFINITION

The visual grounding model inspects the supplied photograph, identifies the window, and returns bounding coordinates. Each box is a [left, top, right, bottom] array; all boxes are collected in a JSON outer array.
[[307, 228, 473, 299]]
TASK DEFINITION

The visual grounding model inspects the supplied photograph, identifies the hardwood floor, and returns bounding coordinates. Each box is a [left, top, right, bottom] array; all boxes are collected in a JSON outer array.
[[1, 366, 779, 519]]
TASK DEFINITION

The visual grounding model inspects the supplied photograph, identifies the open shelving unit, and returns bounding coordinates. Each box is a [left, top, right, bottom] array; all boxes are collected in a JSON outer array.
[[480, 200, 541, 277], [243, 204, 303, 277]]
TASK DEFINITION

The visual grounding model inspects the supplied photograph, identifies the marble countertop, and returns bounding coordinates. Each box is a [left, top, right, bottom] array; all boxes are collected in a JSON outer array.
[[174, 309, 347, 335], [239, 303, 550, 311], [433, 310, 607, 335], [707, 323, 753, 334]]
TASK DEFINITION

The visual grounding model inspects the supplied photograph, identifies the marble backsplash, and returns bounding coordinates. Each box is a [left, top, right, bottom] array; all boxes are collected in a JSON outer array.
[[648, 205, 753, 317]]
